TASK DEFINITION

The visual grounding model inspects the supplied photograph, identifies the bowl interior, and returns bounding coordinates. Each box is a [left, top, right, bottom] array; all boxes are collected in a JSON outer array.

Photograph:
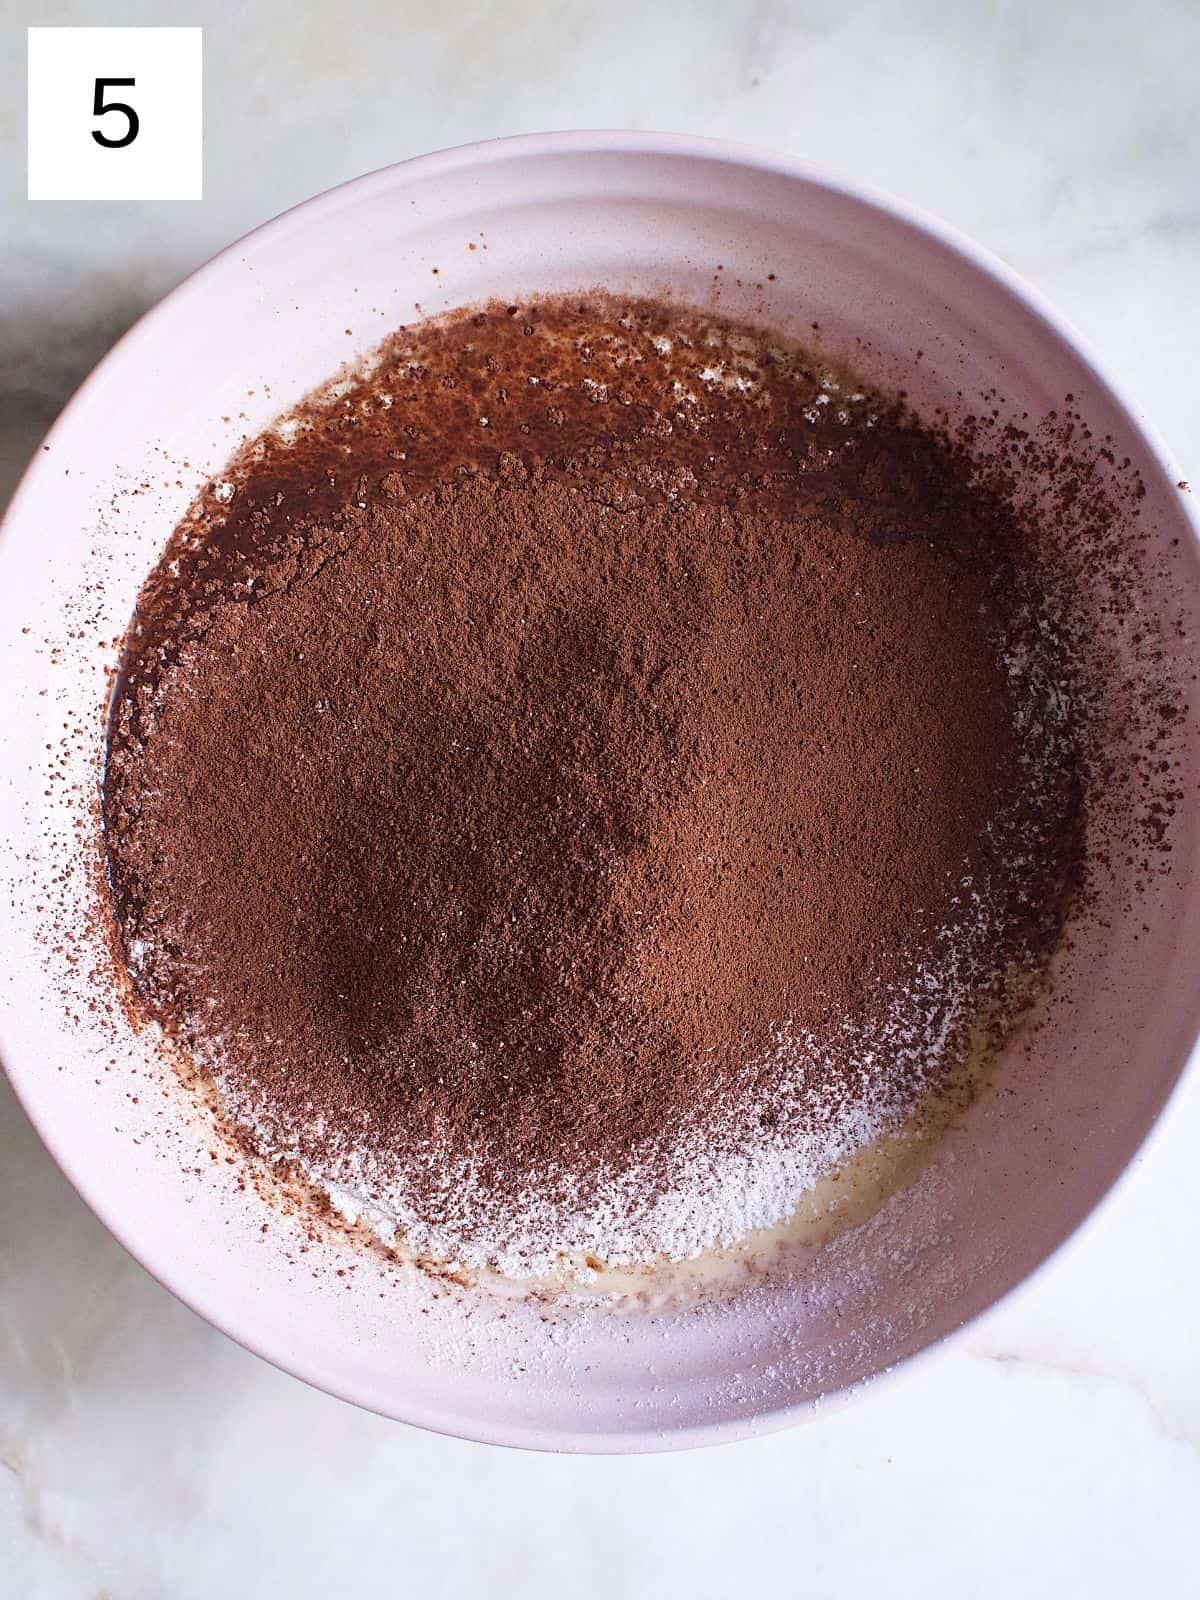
[[2, 136, 1198, 1450]]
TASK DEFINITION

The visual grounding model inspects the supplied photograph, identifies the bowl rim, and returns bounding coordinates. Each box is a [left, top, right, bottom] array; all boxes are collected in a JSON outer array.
[[3, 128, 1198, 1453]]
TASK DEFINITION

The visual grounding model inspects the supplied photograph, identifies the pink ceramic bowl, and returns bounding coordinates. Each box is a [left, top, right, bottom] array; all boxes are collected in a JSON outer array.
[[2, 133, 1198, 1451]]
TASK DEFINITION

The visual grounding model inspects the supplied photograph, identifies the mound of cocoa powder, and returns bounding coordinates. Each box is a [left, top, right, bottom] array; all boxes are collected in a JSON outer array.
[[101, 296, 1089, 1260]]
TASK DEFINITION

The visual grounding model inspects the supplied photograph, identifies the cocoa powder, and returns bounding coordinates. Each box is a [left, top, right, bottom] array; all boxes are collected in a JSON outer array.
[[102, 296, 1092, 1269]]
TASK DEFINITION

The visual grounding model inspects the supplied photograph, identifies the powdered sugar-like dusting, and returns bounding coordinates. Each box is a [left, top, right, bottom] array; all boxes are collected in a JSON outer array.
[[188, 925, 1014, 1283]]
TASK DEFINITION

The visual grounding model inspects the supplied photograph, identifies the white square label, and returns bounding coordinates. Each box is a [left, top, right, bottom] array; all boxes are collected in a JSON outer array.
[[28, 27, 203, 201]]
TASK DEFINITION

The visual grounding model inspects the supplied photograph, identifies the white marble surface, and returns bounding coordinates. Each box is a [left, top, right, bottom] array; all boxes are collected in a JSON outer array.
[[2, 1, 1198, 1593]]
